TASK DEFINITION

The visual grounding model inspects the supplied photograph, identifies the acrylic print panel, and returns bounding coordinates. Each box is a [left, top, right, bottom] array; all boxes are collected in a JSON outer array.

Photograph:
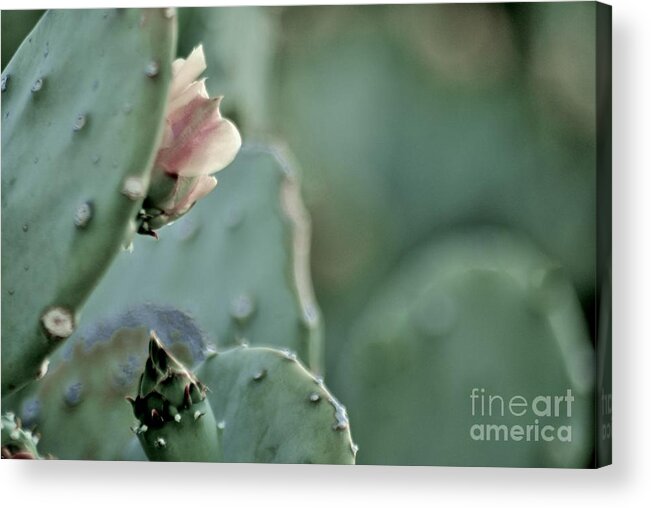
[[0, 2, 611, 468]]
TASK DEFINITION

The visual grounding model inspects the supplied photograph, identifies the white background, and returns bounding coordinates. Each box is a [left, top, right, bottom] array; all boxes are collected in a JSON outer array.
[[1, 0, 649, 506]]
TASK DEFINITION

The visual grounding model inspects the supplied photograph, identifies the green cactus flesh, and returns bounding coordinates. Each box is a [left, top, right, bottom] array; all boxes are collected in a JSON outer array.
[[336, 229, 594, 467], [130, 334, 220, 462], [9, 304, 208, 460], [72, 145, 323, 373], [1, 412, 43, 459], [1, 8, 177, 394], [196, 346, 356, 464]]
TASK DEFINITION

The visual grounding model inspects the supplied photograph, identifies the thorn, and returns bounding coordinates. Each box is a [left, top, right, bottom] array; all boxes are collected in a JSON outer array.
[[193, 410, 205, 421]]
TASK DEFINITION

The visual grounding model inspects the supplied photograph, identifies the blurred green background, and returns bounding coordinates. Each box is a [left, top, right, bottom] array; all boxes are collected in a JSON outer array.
[[180, 2, 601, 467], [2, 3, 602, 467]]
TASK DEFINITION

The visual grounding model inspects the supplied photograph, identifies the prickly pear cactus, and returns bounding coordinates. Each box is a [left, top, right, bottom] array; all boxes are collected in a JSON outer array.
[[10, 305, 208, 460], [73, 145, 324, 373], [1, 412, 43, 459], [337, 229, 594, 467], [196, 346, 356, 464], [130, 333, 220, 462], [1, 8, 177, 394]]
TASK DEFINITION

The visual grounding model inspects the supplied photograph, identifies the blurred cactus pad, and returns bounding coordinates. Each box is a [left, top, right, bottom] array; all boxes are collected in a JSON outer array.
[[1, 3, 606, 467]]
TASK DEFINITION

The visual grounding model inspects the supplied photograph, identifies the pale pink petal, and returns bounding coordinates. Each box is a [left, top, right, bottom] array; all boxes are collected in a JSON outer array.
[[169, 78, 209, 113], [176, 117, 242, 177], [155, 96, 221, 174], [185, 175, 218, 205], [169, 45, 207, 100], [171, 175, 218, 216], [158, 120, 175, 150], [172, 57, 185, 76]]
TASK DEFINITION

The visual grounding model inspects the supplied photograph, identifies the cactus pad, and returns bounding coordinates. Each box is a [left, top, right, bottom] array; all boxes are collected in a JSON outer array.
[[1, 8, 177, 393], [337, 229, 594, 467], [196, 346, 356, 464]]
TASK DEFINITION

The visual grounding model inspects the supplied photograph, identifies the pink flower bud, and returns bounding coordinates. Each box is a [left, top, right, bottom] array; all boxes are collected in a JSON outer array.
[[141, 45, 241, 233], [156, 45, 241, 178]]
